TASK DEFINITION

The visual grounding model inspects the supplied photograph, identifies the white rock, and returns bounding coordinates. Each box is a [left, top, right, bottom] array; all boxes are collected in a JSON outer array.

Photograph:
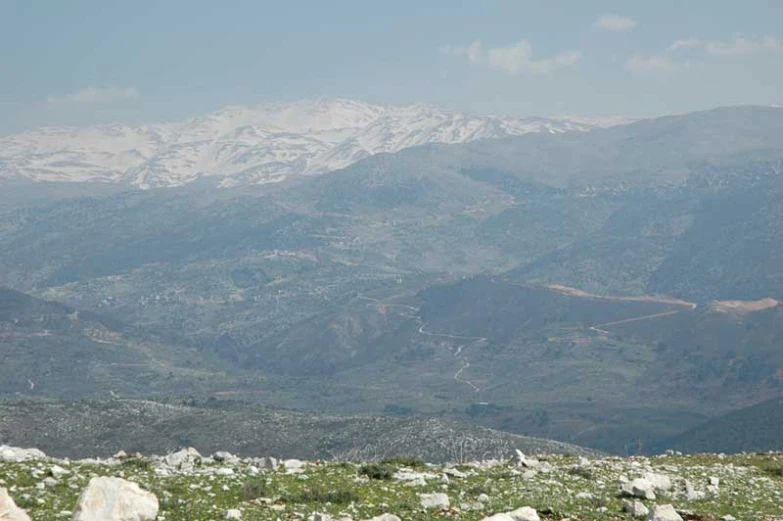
[[363, 515, 400, 521], [213, 451, 239, 463], [50, 466, 69, 478], [162, 447, 202, 469], [479, 515, 515, 521], [0, 487, 32, 521], [682, 480, 705, 501], [514, 450, 540, 469], [393, 470, 438, 482], [622, 499, 649, 517], [419, 493, 449, 508], [223, 509, 242, 520], [477, 493, 490, 503], [283, 459, 304, 473], [215, 468, 235, 476], [575, 492, 593, 500], [0, 446, 46, 463], [506, 506, 540, 521], [621, 478, 656, 500], [71, 476, 159, 521], [645, 505, 683, 521], [444, 468, 468, 478], [643, 473, 673, 493]]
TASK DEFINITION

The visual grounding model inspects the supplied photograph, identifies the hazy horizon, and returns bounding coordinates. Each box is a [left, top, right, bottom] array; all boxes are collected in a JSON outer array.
[[2, 1, 783, 134]]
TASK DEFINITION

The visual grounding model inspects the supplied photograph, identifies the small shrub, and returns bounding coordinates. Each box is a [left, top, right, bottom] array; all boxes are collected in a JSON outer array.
[[359, 463, 394, 480], [380, 456, 425, 469], [568, 466, 594, 480], [761, 464, 783, 477]]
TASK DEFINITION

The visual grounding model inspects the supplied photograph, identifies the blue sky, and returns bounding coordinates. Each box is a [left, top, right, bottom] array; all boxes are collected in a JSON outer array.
[[2, 0, 782, 133]]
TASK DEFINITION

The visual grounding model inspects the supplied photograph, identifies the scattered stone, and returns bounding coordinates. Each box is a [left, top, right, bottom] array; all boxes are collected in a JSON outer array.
[[213, 451, 239, 464], [479, 515, 514, 521], [403, 477, 426, 487], [363, 515, 400, 521], [477, 493, 490, 503], [283, 459, 305, 473], [444, 468, 468, 478], [645, 504, 683, 521], [71, 476, 159, 521], [49, 466, 69, 478], [419, 493, 449, 508], [622, 499, 649, 518], [223, 508, 242, 520], [643, 472, 673, 493], [506, 506, 540, 521], [162, 447, 202, 470], [514, 450, 540, 469], [621, 478, 656, 500]]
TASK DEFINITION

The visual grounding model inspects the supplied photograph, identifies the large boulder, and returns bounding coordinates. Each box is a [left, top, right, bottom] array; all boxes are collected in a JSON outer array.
[[0, 446, 46, 463], [646, 505, 683, 521], [71, 477, 159, 521], [0, 488, 32, 521]]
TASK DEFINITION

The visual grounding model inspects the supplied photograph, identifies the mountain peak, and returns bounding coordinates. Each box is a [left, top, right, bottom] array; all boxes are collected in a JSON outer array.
[[0, 99, 617, 189]]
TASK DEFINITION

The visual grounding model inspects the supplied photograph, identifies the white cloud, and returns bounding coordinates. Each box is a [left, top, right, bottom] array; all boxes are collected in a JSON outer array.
[[625, 54, 675, 72], [593, 14, 638, 31], [704, 34, 783, 56], [47, 86, 140, 105], [667, 38, 702, 52], [446, 40, 582, 74]]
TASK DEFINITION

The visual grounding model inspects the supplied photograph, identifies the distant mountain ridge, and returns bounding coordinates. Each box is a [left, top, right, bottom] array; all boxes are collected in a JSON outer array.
[[0, 98, 621, 189]]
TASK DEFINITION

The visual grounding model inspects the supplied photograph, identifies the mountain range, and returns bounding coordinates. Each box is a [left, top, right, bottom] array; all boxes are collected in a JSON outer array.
[[2, 103, 783, 456], [0, 98, 621, 189]]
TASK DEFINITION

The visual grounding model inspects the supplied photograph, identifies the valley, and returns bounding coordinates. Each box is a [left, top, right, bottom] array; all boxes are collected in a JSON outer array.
[[2, 105, 783, 458]]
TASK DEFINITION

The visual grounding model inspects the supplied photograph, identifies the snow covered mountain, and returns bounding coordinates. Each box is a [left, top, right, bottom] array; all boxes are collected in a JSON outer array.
[[0, 99, 623, 189]]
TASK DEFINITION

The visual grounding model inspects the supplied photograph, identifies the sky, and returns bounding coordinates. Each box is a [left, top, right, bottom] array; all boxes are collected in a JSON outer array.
[[2, 0, 782, 133]]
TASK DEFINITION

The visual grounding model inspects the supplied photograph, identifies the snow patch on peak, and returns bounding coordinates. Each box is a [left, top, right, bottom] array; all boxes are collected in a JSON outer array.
[[0, 99, 622, 188]]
